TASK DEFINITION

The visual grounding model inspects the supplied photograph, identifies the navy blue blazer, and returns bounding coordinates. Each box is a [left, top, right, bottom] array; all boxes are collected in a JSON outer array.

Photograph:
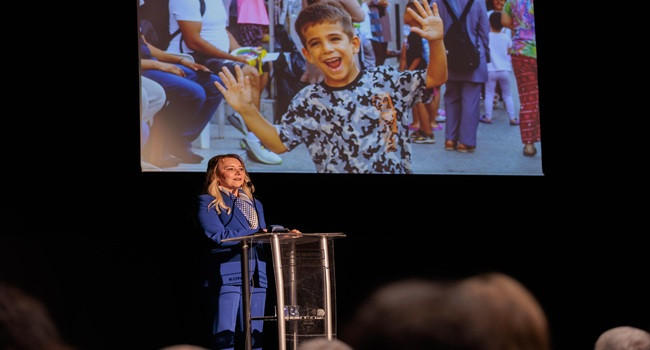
[[198, 193, 268, 288]]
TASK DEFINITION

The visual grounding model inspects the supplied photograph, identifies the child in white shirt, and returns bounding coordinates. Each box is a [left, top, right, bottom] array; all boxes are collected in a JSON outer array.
[[480, 11, 518, 125]]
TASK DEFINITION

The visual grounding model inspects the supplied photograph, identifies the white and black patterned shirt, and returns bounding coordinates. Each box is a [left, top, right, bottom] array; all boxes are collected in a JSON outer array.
[[278, 65, 433, 174]]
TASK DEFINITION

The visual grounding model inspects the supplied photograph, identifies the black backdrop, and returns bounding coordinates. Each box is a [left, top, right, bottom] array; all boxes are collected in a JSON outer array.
[[5, 171, 650, 350], [3, 1, 648, 349]]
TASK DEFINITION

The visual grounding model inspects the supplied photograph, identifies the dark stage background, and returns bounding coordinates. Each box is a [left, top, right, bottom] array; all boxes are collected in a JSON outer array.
[[3, 1, 648, 349], [4, 172, 649, 350]]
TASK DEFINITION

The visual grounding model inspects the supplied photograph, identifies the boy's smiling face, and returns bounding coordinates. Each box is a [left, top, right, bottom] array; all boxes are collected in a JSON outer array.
[[301, 21, 360, 88]]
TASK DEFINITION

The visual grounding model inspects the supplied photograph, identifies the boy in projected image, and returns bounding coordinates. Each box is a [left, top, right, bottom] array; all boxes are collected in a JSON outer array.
[[214, 0, 447, 173]]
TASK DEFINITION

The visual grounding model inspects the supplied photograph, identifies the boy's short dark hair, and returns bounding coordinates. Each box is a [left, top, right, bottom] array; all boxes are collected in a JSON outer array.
[[294, 2, 355, 47], [489, 11, 503, 31]]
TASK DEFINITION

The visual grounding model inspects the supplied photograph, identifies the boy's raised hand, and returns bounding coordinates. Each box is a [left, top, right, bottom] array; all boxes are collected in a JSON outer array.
[[214, 65, 253, 112], [407, 0, 443, 42]]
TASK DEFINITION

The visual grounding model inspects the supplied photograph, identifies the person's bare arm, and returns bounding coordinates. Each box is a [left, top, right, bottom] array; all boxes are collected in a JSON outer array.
[[177, 20, 248, 63], [333, 0, 366, 22], [303, 0, 365, 22], [409, 58, 422, 71], [408, 0, 447, 88], [501, 9, 513, 29], [146, 40, 213, 72], [214, 66, 289, 153], [398, 44, 407, 71], [227, 30, 241, 51], [141, 58, 186, 77]]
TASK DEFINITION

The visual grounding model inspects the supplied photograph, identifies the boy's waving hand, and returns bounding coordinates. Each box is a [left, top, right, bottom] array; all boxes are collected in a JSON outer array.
[[407, 0, 443, 42]]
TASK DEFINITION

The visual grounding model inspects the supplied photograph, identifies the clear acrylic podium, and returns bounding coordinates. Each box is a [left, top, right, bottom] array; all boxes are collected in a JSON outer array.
[[222, 232, 346, 350]]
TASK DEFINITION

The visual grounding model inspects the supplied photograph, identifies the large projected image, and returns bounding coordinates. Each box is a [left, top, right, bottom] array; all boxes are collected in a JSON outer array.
[[138, 0, 542, 174]]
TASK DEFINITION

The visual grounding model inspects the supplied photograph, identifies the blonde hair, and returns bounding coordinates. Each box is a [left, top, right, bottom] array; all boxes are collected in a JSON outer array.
[[202, 154, 255, 214]]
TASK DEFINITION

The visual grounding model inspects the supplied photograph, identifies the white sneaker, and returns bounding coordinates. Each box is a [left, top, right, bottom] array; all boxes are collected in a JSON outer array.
[[435, 110, 446, 122], [227, 112, 248, 136], [141, 160, 162, 171], [240, 138, 282, 165]]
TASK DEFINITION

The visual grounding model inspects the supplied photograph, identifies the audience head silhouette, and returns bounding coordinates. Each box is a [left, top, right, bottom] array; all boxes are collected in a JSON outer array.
[[342, 272, 550, 350], [595, 326, 650, 350], [0, 282, 75, 350]]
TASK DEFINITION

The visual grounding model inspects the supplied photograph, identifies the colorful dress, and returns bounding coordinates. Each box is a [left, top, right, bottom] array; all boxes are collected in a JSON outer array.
[[503, 0, 535, 58], [504, 0, 540, 145], [237, 0, 269, 46]]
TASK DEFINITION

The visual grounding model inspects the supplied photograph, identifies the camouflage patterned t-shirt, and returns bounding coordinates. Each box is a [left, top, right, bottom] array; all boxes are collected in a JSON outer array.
[[278, 65, 432, 174]]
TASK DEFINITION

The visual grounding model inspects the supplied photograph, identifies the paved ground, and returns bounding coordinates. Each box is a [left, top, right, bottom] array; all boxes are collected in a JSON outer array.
[[143, 62, 543, 176]]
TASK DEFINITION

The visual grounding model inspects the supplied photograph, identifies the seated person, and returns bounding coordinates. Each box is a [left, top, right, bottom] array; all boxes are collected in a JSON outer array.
[[167, 0, 282, 165], [140, 31, 224, 167], [140, 76, 167, 168]]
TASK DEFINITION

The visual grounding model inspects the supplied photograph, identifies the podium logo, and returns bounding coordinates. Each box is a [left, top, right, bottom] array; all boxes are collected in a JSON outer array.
[[281, 249, 324, 260]]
